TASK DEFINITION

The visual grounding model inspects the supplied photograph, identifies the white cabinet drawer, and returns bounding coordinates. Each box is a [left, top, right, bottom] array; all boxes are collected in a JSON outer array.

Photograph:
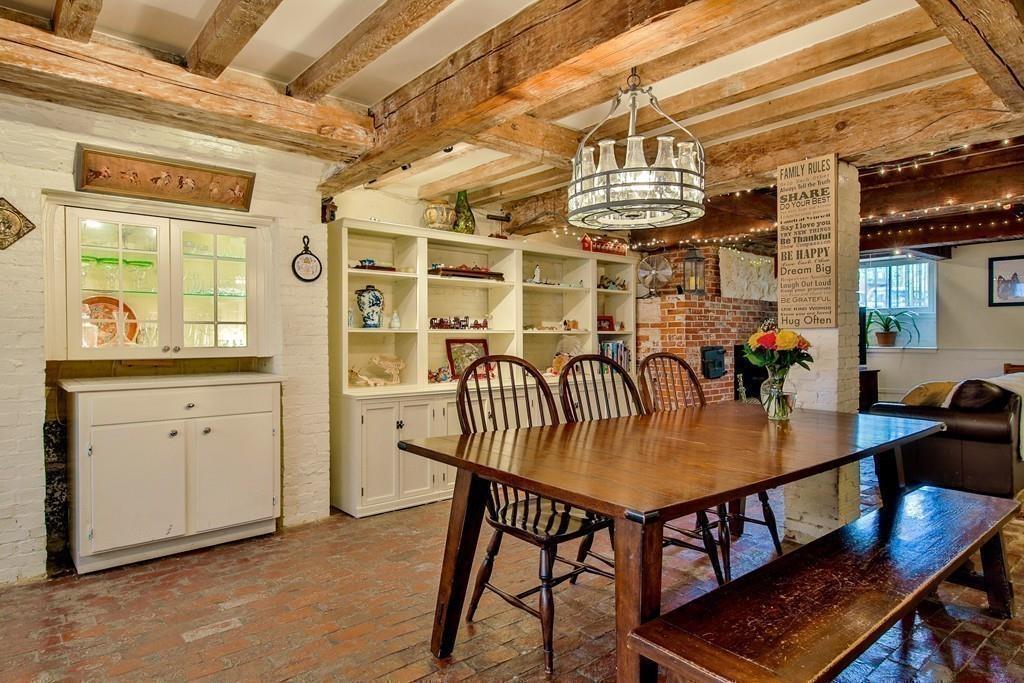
[[89, 384, 276, 425]]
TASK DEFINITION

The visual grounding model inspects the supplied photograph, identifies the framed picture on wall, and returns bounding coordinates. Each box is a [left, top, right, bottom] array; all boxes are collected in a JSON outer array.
[[445, 338, 489, 379], [989, 255, 1024, 306]]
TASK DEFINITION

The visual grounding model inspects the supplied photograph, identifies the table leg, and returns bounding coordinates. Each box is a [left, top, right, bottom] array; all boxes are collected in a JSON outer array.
[[727, 497, 745, 537], [431, 470, 489, 658], [614, 515, 663, 683], [873, 446, 905, 507], [980, 532, 1015, 619]]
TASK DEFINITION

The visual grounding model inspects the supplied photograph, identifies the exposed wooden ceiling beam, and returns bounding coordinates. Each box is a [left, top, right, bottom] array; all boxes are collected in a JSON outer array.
[[594, 8, 942, 140], [503, 187, 567, 233], [364, 143, 476, 189], [529, 0, 864, 122], [289, 0, 457, 102], [469, 168, 570, 206], [689, 46, 968, 144], [469, 117, 578, 169], [186, 0, 284, 78], [861, 137, 1024, 189], [861, 163, 1024, 220], [916, 0, 1024, 112], [320, 0, 857, 194], [0, 18, 371, 161], [418, 156, 537, 200], [52, 0, 102, 42], [860, 206, 1024, 250], [705, 75, 1024, 195]]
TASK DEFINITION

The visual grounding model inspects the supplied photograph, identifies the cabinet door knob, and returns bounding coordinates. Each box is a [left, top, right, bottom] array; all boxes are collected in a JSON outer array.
[[162, 345, 171, 352], [169, 429, 179, 437], [172, 345, 182, 352], [202, 427, 212, 435], [185, 402, 196, 409]]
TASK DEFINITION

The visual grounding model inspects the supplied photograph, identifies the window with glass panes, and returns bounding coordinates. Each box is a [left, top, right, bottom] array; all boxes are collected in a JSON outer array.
[[858, 257, 936, 347]]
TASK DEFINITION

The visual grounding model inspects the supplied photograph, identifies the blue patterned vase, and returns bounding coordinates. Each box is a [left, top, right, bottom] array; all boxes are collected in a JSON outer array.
[[355, 284, 384, 328]]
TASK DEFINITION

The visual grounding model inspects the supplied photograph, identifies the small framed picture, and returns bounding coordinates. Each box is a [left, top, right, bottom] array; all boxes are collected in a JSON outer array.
[[989, 255, 1024, 306], [597, 315, 615, 332], [446, 338, 489, 379]]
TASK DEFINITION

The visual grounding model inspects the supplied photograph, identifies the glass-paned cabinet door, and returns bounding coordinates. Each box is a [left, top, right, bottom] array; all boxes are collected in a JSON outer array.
[[65, 208, 171, 359], [171, 220, 258, 357]]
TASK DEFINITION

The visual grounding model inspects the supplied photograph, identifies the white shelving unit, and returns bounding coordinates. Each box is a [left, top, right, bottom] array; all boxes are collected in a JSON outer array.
[[327, 218, 638, 517]]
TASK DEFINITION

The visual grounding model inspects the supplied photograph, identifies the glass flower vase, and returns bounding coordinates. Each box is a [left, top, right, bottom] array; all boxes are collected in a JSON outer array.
[[760, 367, 796, 421]]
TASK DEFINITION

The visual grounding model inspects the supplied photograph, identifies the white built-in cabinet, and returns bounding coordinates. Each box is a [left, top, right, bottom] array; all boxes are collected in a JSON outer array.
[[59, 374, 281, 573], [327, 218, 638, 517], [47, 200, 269, 360]]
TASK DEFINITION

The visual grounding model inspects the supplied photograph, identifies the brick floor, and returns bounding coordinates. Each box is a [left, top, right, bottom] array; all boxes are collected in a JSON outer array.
[[2, 463, 1023, 682]]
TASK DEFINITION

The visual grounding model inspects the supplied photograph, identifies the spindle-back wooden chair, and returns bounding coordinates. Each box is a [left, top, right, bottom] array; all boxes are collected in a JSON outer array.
[[557, 353, 645, 422], [457, 355, 612, 675], [639, 352, 783, 582]]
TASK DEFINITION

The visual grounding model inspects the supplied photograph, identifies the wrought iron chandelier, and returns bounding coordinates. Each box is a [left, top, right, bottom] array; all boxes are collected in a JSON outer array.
[[568, 68, 706, 231]]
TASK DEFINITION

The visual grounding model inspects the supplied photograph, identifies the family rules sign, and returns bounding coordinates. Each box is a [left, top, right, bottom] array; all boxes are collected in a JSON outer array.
[[776, 153, 838, 329]]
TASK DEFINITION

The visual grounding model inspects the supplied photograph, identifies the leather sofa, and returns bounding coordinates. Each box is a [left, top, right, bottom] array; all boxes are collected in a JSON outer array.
[[870, 380, 1023, 498]]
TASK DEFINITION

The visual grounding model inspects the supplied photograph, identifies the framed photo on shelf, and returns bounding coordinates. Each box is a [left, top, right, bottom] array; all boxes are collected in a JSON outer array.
[[989, 255, 1024, 306], [597, 315, 616, 332], [446, 338, 489, 379]]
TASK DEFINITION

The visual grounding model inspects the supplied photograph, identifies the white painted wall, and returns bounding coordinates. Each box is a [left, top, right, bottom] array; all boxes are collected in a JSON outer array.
[[0, 93, 331, 583], [868, 239, 1024, 400]]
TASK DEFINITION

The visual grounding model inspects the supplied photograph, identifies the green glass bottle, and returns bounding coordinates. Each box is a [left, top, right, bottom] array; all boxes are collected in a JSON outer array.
[[452, 190, 476, 234]]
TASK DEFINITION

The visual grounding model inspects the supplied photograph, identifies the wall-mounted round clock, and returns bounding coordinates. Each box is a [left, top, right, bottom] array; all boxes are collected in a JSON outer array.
[[292, 235, 322, 282]]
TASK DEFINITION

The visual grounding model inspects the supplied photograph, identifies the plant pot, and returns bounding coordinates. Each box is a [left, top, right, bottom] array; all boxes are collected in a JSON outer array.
[[423, 199, 455, 230], [874, 331, 897, 347]]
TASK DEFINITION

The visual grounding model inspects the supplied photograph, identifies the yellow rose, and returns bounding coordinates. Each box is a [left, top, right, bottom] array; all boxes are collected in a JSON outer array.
[[747, 332, 764, 349], [775, 329, 799, 351]]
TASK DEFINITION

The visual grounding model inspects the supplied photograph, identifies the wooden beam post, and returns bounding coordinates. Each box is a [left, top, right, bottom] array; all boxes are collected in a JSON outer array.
[[52, 0, 102, 42], [288, 0, 457, 101], [916, 0, 1024, 112], [0, 18, 371, 161], [186, 0, 285, 78]]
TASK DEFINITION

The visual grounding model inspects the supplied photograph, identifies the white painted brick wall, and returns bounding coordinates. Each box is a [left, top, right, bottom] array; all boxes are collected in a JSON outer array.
[[784, 161, 862, 543], [0, 93, 331, 583]]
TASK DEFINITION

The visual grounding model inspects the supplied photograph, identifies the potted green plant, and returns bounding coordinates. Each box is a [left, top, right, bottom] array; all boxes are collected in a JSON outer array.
[[866, 309, 920, 347]]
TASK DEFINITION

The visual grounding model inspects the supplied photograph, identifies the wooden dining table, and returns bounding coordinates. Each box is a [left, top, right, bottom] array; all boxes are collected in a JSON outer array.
[[398, 402, 944, 682]]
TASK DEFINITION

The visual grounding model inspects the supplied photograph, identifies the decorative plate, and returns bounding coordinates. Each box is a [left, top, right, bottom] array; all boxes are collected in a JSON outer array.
[[292, 235, 322, 282], [82, 296, 138, 346]]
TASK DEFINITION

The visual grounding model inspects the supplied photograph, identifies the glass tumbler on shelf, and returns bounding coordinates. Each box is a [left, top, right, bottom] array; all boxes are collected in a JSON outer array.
[[97, 257, 120, 291]]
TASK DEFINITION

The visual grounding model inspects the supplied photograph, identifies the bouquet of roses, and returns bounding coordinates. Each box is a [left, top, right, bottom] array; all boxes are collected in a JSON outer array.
[[743, 319, 813, 372]]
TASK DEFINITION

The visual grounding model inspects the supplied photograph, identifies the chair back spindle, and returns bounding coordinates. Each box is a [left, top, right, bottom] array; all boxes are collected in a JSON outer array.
[[558, 354, 644, 423], [456, 355, 569, 525], [638, 352, 707, 412]]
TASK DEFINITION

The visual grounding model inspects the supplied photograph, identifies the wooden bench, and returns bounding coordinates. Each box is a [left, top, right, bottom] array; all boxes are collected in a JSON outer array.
[[628, 486, 1018, 682]]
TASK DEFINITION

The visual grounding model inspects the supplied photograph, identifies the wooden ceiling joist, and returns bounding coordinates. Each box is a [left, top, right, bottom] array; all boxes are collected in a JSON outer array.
[[860, 138, 1024, 189], [861, 163, 1024, 220], [364, 143, 476, 189], [0, 18, 371, 161], [529, 0, 864, 123], [469, 117, 578, 169], [186, 0, 284, 78], [320, 0, 864, 194], [52, 0, 102, 42], [417, 156, 537, 200], [690, 45, 968, 144], [594, 7, 943, 141], [469, 168, 570, 206], [916, 0, 1024, 112], [288, 0, 457, 102], [860, 207, 1024, 250], [705, 75, 1024, 195]]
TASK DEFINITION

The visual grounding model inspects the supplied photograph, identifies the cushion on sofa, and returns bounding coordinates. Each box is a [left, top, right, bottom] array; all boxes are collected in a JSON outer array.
[[902, 381, 958, 407]]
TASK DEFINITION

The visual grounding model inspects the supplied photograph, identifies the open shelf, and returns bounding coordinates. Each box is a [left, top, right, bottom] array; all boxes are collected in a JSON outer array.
[[329, 218, 638, 396]]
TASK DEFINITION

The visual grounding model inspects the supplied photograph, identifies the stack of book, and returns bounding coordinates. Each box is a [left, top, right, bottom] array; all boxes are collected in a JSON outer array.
[[599, 340, 631, 369]]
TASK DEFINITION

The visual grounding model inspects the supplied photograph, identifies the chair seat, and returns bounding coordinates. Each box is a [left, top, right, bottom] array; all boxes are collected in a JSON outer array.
[[491, 499, 610, 541]]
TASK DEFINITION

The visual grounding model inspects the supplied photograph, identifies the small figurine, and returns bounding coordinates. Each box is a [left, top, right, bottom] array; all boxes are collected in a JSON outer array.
[[347, 308, 354, 326], [389, 311, 402, 329], [371, 354, 404, 385]]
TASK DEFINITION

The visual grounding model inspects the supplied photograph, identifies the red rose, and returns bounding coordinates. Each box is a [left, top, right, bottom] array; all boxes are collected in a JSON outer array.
[[759, 331, 777, 350]]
